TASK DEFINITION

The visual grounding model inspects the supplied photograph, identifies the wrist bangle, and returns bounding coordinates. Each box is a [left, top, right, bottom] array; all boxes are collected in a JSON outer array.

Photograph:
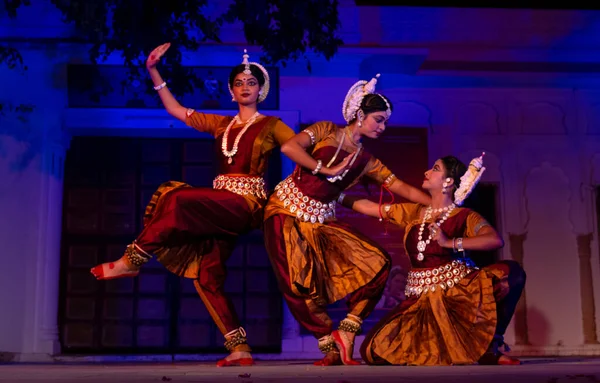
[[153, 82, 167, 91], [337, 193, 346, 204], [453, 238, 457, 252], [457, 237, 464, 252], [312, 160, 323, 175]]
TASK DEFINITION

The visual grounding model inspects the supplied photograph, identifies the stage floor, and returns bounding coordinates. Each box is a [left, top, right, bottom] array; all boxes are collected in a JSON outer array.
[[1, 357, 599, 382]]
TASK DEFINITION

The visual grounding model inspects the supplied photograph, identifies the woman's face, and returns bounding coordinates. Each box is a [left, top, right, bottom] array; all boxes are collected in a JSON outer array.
[[422, 159, 448, 191], [231, 72, 260, 105], [357, 111, 388, 139]]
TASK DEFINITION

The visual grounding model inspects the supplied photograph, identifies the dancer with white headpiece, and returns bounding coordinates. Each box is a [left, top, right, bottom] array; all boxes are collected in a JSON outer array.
[[263, 74, 431, 366], [90, 44, 295, 367], [338, 153, 526, 366]]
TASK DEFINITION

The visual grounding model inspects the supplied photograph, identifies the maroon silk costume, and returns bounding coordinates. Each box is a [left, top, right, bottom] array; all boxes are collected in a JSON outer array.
[[263, 121, 396, 339], [133, 113, 294, 342]]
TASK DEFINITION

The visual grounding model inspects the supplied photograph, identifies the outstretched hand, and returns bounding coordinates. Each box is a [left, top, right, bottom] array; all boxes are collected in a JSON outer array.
[[146, 43, 171, 70]]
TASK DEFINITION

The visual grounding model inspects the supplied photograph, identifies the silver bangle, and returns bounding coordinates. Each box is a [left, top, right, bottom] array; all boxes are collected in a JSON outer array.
[[312, 160, 322, 175], [303, 129, 316, 145], [457, 237, 464, 252], [153, 82, 167, 91]]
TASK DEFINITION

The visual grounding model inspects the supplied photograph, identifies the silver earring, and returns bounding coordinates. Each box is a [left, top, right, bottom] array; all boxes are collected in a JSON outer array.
[[442, 177, 451, 193], [357, 111, 365, 127]]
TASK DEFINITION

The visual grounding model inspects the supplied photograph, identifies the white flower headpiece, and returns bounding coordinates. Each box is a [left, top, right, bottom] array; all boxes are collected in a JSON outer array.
[[228, 49, 270, 103], [342, 73, 392, 123], [454, 152, 486, 206]]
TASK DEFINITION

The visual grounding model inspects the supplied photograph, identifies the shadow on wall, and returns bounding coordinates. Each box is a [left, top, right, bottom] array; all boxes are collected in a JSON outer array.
[[526, 305, 552, 347]]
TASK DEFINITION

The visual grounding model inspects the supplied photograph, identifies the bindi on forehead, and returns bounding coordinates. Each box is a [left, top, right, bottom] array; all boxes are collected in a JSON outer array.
[[235, 76, 257, 82]]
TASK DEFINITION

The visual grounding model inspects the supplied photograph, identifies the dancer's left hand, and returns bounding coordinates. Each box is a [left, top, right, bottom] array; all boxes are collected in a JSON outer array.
[[429, 223, 452, 248]]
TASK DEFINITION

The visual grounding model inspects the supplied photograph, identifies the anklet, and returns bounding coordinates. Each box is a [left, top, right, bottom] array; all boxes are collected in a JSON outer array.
[[224, 327, 248, 351], [317, 335, 338, 354], [339, 318, 361, 334]]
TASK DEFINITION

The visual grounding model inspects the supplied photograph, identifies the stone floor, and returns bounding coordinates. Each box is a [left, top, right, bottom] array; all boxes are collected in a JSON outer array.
[[1, 357, 599, 382]]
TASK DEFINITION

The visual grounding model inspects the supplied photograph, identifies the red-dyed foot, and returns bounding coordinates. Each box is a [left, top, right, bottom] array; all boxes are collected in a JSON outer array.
[[331, 330, 361, 365], [479, 353, 521, 365], [216, 351, 254, 367], [498, 355, 521, 365], [216, 358, 254, 367], [90, 259, 139, 280], [313, 351, 342, 366]]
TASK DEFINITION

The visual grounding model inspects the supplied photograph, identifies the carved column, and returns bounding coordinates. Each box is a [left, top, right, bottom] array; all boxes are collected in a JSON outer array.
[[577, 233, 599, 344], [509, 233, 530, 345], [29, 137, 70, 356]]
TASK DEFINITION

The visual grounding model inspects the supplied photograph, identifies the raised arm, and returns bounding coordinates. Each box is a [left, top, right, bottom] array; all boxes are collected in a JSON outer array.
[[387, 177, 431, 206], [338, 194, 419, 227], [146, 43, 188, 123], [362, 158, 431, 206], [338, 193, 382, 219]]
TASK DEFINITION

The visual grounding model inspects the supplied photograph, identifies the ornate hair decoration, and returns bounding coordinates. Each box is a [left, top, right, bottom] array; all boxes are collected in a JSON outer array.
[[454, 152, 486, 206], [376, 93, 392, 119], [242, 50, 251, 75], [342, 73, 392, 123], [228, 49, 271, 103]]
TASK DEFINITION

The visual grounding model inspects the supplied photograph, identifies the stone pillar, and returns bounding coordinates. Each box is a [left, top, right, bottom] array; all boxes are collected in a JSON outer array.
[[509, 233, 531, 346], [21, 137, 69, 360], [577, 233, 599, 344], [39, 140, 68, 354]]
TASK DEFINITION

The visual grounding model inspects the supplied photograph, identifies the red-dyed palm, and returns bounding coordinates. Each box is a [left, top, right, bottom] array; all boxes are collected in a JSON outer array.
[[146, 43, 171, 70]]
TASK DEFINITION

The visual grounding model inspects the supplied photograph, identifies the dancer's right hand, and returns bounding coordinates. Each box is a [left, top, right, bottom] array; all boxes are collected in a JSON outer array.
[[323, 152, 354, 177], [146, 43, 171, 70]]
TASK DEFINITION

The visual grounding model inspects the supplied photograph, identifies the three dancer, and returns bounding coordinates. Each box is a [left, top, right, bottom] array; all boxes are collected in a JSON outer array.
[[91, 44, 524, 367]]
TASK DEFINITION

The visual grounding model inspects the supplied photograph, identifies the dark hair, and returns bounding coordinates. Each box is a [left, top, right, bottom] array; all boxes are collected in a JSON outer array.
[[440, 156, 467, 194], [349, 93, 394, 124], [228, 64, 266, 88]]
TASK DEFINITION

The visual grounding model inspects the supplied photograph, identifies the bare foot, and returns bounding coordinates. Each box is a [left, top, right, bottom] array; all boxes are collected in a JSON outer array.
[[90, 257, 139, 280], [313, 351, 342, 366], [216, 351, 254, 367], [331, 330, 360, 365], [479, 352, 521, 365], [498, 354, 521, 365]]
